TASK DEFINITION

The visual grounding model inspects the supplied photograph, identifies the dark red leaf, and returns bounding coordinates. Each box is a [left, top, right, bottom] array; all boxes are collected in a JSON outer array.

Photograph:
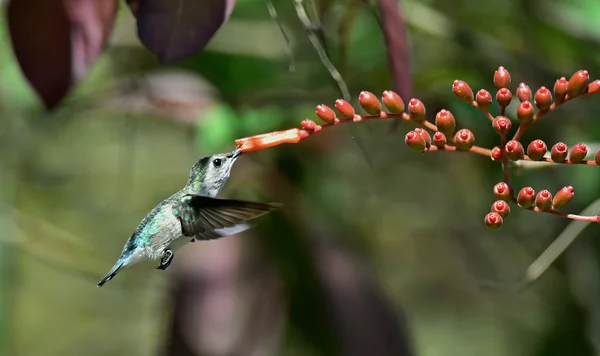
[[126, 0, 236, 62], [7, 0, 118, 109], [64, 0, 119, 79]]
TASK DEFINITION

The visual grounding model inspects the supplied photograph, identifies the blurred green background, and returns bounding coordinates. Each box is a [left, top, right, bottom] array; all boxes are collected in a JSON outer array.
[[2, 0, 600, 355]]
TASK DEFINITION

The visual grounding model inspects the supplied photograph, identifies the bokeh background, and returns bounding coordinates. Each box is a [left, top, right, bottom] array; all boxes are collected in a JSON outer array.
[[2, 0, 600, 355]]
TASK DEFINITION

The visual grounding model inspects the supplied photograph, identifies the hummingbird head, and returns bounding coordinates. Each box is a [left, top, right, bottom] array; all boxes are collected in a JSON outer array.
[[187, 148, 242, 196]]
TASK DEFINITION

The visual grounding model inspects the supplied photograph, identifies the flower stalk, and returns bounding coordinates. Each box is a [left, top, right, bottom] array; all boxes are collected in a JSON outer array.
[[234, 67, 600, 228]]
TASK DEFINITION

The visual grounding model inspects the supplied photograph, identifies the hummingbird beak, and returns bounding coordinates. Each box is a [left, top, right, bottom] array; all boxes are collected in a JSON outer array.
[[231, 147, 242, 159]]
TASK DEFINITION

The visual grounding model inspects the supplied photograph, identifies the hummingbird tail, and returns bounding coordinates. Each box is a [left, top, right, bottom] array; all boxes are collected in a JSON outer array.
[[97, 261, 124, 287]]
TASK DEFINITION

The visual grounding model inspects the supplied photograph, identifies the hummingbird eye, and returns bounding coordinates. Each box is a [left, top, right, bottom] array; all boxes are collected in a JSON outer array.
[[212, 158, 222, 167]]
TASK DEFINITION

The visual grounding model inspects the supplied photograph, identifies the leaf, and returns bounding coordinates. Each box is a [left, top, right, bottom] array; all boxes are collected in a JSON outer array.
[[7, 0, 118, 109], [125, 0, 237, 62]]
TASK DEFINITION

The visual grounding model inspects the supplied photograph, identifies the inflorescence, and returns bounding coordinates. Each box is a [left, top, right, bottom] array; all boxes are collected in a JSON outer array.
[[234, 67, 600, 229]]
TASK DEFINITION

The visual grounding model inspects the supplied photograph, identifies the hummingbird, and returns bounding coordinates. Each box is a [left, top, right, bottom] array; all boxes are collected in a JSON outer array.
[[97, 148, 280, 287]]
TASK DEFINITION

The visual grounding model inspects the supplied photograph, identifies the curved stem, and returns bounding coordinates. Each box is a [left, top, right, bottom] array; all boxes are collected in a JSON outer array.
[[512, 91, 598, 141], [426, 144, 491, 156], [532, 207, 599, 223], [300, 112, 438, 139], [499, 134, 510, 185], [521, 155, 598, 166], [471, 101, 494, 122], [511, 197, 600, 223]]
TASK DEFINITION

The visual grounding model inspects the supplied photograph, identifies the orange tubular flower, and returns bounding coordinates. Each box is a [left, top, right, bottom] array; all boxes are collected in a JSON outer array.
[[235, 129, 307, 154]]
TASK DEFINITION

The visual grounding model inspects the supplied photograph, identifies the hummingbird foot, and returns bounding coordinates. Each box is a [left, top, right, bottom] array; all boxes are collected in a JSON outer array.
[[156, 249, 174, 270]]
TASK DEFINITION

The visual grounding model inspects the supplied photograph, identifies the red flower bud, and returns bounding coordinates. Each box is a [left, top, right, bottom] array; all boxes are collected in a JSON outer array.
[[432, 132, 447, 149], [414, 128, 431, 149], [491, 200, 510, 217], [485, 212, 503, 231], [454, 129, 475, 150], [316, 104, 336, 123], [359, 91, 381, 115], [494, 66, 511, 89], [453, 80, 474, 104], [492, 116, 511, 135], [299, 130, 310, 139], [516, 101, 534, 123], [587, 80, 600, 94], [554, 77, 568, 103], [435, 109, 456, 135], [505, 140, 525, 161], [527, 139, 547, 161], [551, 142, 568, 163], [405, 131, 426, 152], [534, 86, 552, 111], [496, 88, 512, 108], [335, 99, 355, 119], [517, 187, 535, 209], [476, 89, 493, 110], [493, 182, 512, 201], [553, 186, 574, 209], [535, 190, 553, 211], [491, 146, 503, 161], [570, 143, 588, 163], [567, 70, 589, 98], [382, 90, 405, 113], [301, 119, 317, 131], [408, 98, 426, 122], [516, 83, 532, 102]]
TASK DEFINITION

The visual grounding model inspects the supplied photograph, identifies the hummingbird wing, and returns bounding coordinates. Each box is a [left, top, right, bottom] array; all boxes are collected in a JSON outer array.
[[174, 194, 281, 237], [195, 223, 253, 241]]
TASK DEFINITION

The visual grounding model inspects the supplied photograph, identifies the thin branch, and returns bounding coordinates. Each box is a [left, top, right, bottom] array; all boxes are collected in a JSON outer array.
[[513, 90, 596, 141], [471, 101, 495, 122], [426, 144, 491, 157], [480, 198, 600, 291], [499, 134, 510, 185], [293, 0, 350, 101], [521, 204, 600, 222], [267, 0, 295, 72]]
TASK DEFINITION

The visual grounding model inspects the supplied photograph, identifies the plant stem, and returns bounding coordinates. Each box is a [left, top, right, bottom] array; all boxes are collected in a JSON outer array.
[[471, 101, 494, 122], [512, 91, 597, 141]]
